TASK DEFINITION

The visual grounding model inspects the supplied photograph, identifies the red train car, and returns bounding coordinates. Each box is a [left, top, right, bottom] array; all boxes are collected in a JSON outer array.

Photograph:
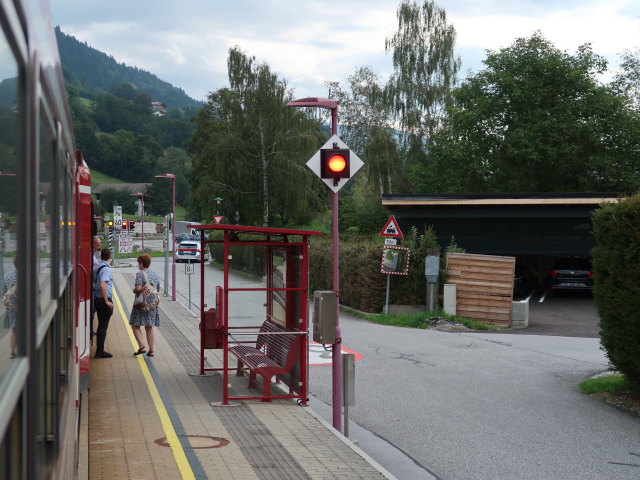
[[0, 1, 94, 478]]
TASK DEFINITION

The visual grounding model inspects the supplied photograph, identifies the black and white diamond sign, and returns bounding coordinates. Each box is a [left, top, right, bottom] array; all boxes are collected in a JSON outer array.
[[306, 135, 364, 192]]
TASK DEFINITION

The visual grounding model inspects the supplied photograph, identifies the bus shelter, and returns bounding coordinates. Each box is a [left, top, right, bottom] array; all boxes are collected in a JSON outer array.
[[189, 224, 323, 405]]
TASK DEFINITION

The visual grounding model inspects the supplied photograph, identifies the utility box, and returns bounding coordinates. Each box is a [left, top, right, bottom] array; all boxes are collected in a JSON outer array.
[[443, 284, 456, 315], [425, 255, 440, 283], [313, 290, 337, 344]]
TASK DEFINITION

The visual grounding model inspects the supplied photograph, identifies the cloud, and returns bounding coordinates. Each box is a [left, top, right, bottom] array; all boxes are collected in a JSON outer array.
[[452, 0, 640, 62], [52, 0, 640, 101]]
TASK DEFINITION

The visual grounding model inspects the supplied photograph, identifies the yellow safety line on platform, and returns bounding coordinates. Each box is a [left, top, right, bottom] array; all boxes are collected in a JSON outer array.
[[114, 291, 196, 480]]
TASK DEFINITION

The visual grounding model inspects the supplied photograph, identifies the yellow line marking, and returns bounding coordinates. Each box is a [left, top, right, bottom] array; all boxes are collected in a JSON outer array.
[[113, 290, 196, 480]]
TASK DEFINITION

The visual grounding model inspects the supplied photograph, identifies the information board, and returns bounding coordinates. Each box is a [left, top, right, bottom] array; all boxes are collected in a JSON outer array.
[[118, 232, 133, 253]]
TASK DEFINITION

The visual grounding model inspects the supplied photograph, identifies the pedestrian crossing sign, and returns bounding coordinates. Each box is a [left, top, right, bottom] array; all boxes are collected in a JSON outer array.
[[379, 216, 403, 238]]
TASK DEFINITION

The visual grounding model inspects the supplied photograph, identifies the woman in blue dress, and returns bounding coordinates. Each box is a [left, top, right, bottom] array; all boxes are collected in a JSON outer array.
[[130, 254, 160, 357]]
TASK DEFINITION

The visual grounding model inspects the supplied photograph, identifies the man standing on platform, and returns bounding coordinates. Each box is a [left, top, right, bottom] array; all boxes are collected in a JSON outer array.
[[91, 236, 101, 341], [94, 247, 114, 358]]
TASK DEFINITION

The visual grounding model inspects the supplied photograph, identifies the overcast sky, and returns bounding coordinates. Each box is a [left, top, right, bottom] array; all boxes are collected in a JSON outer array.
[[51, 0, 640, 103]]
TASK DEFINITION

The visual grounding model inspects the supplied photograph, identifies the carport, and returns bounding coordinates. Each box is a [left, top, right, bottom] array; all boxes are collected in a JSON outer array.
[[381, 193, 622, 286]]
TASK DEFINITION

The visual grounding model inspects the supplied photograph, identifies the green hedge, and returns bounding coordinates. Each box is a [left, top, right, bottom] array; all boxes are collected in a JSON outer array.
[[309, 226, 441, 312], [592, 194, 640, 390], [309, 236, 387, 312]]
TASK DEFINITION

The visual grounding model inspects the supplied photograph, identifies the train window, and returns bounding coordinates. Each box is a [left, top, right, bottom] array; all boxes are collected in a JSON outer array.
[[35, 328, 56, 478], [0, 405, 22, 479], [38, 104, 54, 315], [0, 25, 19, 371], [55, 147, 68, 292], [63, 161, 72, 278]]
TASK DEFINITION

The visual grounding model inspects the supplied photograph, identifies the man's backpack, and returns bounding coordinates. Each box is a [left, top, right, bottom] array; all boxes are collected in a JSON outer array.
[[134, 270, 160, 313], [3, 281, 17, 312]]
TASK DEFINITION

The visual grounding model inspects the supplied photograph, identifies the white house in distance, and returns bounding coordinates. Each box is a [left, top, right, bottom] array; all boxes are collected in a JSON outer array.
[[151, 102, 166, 117]]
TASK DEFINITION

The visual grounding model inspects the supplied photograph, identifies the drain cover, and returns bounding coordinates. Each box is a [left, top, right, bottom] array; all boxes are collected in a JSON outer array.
[[155, 435, 229, 449]]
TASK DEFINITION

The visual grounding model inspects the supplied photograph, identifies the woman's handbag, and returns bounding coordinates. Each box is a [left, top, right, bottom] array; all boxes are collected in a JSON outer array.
[[133, 292, 144, 307]]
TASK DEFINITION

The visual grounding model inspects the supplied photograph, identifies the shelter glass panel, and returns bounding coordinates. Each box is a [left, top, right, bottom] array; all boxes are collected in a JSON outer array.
[[268, 246, 302, 329], [225, 244, 268, 334]]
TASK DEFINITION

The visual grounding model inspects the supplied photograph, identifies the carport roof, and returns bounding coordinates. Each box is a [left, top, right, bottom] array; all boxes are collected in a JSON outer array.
[[381, 193, 625, 256], [382, 192, 622, 207]]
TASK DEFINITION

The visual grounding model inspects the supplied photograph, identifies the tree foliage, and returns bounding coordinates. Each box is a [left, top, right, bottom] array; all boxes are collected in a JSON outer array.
[[189, 47, 325, 226], [592, 194, 640, 390], [612, 47, 640, 111], [327, 68, 405, 194], [410, 33, 640, 193], [385, 0, 461, 140], [98, 187, 137, 213]]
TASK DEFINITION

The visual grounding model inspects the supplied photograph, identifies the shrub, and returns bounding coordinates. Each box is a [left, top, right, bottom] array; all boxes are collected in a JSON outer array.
[[309, 227, 442, 312], [591, 194, 640, 390]]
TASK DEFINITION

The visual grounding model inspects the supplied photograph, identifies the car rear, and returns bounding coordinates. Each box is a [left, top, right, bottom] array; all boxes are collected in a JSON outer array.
[[547, 257, 593, 292], [176, 241, 203, 263]]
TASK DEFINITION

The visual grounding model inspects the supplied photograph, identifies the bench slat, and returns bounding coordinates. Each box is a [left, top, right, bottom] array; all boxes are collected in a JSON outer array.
[[229, 320, 302, 401]]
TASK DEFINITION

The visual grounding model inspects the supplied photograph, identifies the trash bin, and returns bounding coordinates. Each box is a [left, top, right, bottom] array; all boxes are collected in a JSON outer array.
[[202, 308, 223, 349]]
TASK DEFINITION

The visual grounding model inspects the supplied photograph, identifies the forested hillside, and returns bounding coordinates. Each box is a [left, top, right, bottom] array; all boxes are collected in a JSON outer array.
[[56, 27, 200, 218], [55, 27, 202, 108]]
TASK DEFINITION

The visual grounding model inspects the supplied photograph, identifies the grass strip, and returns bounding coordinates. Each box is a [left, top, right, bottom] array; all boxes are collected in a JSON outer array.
[[364, 309, 500, 331], [579, 374, 633, 395]]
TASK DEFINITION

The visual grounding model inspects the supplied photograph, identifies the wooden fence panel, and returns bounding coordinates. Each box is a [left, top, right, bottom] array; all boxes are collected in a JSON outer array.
[[446, 253, 515, 326]]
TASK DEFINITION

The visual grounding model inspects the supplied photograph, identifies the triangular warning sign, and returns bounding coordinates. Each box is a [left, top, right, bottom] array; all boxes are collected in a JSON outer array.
[[213, 215, 224, 224], [379, 216, 403, 238]]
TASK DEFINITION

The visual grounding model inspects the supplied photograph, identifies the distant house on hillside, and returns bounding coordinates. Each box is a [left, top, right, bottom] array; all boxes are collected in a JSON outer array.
[[151, 102, 166, 116]]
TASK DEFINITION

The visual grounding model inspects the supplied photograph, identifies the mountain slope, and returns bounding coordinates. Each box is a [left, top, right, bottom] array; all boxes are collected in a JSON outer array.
[[55, 27, 202, 108]]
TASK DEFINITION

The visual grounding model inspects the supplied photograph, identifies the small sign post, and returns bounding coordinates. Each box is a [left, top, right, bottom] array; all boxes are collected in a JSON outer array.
[[379, 217, 407, 314], [185, 263, 194, 308], [113, 206, 122, 230]]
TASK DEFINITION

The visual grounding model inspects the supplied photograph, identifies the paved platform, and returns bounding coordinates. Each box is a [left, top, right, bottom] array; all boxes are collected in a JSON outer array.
[[81, 270, 394, 480]]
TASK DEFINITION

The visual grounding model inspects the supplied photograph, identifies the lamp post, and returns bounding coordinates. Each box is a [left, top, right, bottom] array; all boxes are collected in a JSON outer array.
[[155, 174, 176, 301], [287, 97, 343, 432], [129, 192, 146, 253], [214, 197, 223, 216]]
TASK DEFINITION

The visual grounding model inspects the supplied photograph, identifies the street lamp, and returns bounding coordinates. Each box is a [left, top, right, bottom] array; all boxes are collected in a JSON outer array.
[[214, 197, 223, 216], [129, 192, 146, 253], [287, 97, 344, 432], [155, 173, 176, 301]]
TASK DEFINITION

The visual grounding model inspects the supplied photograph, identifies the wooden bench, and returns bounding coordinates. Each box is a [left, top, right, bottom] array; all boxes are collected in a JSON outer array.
[[229, 320, 301, 402]]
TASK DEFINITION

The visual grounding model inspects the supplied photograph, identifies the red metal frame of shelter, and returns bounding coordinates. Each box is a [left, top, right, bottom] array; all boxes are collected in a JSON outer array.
[[189, 223, 323, 405]]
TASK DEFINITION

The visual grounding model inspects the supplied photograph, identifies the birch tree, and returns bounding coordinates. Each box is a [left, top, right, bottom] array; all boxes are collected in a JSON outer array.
[[189, 47, 323, 226], [385, 0, 461, 141]]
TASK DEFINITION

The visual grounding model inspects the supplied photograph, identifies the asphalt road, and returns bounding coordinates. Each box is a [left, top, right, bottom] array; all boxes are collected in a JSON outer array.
[[308, 312, 640, 480], [143, 260, 639, 480]]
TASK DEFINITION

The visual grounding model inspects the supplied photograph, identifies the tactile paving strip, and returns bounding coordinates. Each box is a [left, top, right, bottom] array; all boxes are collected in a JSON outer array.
[[143, 278, 311, 480], [216, 405, 311, 480]]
